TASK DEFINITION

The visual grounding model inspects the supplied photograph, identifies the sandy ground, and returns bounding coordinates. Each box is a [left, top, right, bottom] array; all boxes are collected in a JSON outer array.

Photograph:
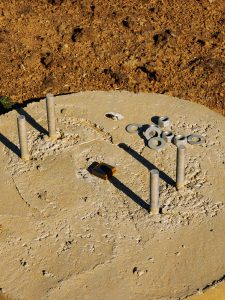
[[0, 0, 225, 114], [0, 91, 225, 300]]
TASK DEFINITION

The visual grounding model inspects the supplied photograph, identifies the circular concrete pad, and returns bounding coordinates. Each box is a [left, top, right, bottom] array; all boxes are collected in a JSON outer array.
[[0, 91, 224, 300]]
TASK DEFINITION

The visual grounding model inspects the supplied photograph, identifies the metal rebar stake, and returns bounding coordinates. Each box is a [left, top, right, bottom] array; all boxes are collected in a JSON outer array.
[[46, 93, 57, 139], [17, 115, 29, 160], [176, 145, 186, 190], [150, 169, 159, 214]]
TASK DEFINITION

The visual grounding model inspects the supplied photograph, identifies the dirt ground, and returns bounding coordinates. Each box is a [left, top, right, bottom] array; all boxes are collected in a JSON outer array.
[[0, 0, 225, 114]]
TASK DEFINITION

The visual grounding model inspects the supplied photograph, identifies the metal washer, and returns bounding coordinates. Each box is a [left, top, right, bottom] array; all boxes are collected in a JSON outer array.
[[125, 123, 140, 134], [144, 125, 161, 140], [148, 137, 166, 150], [158, 116, 170, 128], [161, 131, 174, 143], [187, 134, 205, 145], [173, 135, 187, 146]]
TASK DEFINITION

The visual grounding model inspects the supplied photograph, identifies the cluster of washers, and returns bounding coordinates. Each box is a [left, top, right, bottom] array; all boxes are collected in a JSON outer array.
[[125, 116, 206, 150]]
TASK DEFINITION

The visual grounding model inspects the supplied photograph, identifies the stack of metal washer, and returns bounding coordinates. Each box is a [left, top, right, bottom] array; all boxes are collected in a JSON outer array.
[[126, 116, 205, 150]]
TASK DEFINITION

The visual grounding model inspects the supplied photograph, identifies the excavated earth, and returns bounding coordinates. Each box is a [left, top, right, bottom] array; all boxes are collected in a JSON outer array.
[[0, 91, 224, 300], [0, 0, 225, 114]]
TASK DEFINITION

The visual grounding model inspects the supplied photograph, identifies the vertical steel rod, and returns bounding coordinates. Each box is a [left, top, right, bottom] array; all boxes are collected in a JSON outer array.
[[176, 145, 186, 190], [17, 115, 29, 160], [46, 93, 56, 138], [150, 169, 159, 214]]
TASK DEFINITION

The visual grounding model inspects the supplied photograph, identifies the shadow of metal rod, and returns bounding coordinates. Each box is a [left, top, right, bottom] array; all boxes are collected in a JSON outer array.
[[109, 176, 149, 211], [16, 107, 48, 135], [0, 133, 20, 157], [118, 143, 175, 187]]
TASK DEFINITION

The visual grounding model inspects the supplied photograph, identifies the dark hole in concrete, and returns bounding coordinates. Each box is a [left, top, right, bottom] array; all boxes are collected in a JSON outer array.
[[105, 113, 115, 119], [20, 259, 27, 267]]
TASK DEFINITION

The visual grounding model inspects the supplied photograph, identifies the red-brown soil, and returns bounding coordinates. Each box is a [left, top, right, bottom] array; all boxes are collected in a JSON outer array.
[[0, 0, 224, 114]]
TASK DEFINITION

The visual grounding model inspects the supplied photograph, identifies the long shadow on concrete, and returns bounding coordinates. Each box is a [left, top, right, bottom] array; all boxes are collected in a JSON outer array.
[[87, 161, 149, 211], [0, 133, 20, 157], [16, 107, 48, 135], [118, 143, 175, 187], [109, 176, 149, 211]]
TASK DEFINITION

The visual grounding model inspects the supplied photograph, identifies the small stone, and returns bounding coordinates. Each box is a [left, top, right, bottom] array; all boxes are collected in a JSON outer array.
[[89, 244, 95, 253], [138, 270, 145, 276]]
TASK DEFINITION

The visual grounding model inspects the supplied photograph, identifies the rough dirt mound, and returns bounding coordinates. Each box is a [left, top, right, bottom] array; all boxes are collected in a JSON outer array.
[[0, 0, 224, 114]]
